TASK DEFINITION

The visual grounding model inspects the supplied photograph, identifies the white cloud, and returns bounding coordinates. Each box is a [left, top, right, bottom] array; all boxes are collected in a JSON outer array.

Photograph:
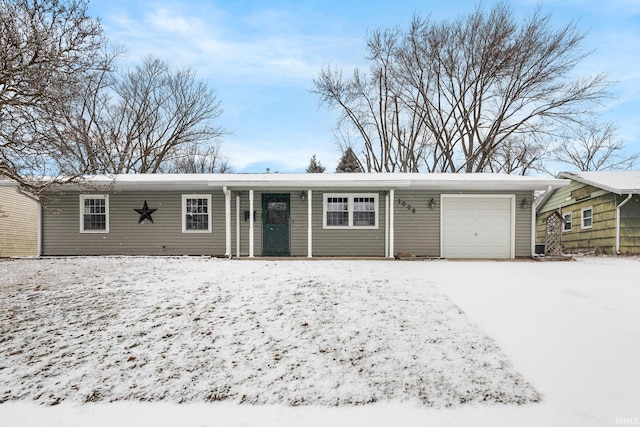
[[103, 3, 362, 86]]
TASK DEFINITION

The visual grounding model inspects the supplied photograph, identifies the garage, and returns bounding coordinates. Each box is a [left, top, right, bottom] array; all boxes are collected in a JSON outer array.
[[440, 195, 515, 259]]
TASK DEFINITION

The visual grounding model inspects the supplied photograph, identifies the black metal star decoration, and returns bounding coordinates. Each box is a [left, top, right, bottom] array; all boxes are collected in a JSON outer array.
[[134, 200, 157, 224]]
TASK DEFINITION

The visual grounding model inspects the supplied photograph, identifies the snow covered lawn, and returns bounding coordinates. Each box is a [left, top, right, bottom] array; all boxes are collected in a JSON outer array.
[[0, 257, 536, 407], [0, 256, 639, 426]]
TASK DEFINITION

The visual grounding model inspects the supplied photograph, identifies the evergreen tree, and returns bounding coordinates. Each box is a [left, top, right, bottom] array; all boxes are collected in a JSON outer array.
[[336, 148, 363, 173], [306, 154, 326, 173]]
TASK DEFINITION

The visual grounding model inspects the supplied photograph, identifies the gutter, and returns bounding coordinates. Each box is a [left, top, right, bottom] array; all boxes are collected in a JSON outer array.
[[616, 194, 633, 255]]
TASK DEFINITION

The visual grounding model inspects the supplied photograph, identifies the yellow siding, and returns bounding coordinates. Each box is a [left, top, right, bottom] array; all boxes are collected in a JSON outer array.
[[536, 181, 623, 255], [0, 186, 39, 257], [619, 195, 640, 255]]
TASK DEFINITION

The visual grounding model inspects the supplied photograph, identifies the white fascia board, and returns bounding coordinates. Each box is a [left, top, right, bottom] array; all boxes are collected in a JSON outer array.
[[51, 173, 570, 192], [559, 171, 640, 195], [408, 176, 570, 192]]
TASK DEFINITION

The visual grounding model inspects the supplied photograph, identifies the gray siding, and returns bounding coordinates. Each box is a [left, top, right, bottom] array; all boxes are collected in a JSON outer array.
[[311, 191, 386, 257], [233, 192, 260, 257], [394, 191, 440, 256], [42, 191, 226, 256], [394, 190, 533, 258], [42, 188, 535, 258], [514, 192, 533, 258], [230, 191, 308, 257], [227, 190, 385, 257]]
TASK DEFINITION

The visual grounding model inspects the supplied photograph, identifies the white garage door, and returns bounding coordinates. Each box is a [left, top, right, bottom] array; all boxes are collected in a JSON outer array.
[[441, 195, 514, 259]]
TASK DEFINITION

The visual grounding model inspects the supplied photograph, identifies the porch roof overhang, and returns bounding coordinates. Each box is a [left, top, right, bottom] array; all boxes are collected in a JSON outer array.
[[57, 173, 569, 193]]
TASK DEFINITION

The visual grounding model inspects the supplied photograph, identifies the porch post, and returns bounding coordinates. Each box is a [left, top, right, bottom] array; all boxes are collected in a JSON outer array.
[[249, 190, 255, 257], [385, 192, 389, 258], [223, 186, 231, 257], [389, 189, 395, 258], [236, 194, 240, 258], [307, 190, 313, 257]]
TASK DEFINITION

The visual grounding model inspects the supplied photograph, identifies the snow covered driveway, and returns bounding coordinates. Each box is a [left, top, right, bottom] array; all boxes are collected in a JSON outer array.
[[0, 257, 538, 408]]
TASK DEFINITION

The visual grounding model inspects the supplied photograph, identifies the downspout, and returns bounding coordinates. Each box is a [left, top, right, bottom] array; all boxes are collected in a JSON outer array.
[[223, 186, 231, 258], [616, 193, 633, 255]]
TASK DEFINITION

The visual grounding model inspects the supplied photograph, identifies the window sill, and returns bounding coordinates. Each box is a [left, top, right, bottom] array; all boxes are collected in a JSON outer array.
[[322, 225, 379, 230]]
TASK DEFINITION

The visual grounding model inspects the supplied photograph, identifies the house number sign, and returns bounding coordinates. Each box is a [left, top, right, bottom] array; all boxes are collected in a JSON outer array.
[[398, 198, 416, 214]]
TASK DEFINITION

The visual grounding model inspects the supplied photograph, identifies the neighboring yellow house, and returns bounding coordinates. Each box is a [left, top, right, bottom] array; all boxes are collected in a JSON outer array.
[[0, 177, 40, 257], [536, 171, 640, 255]]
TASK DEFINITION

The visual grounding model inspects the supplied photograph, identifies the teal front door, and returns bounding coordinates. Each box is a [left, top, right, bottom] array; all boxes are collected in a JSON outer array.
[[262, 194, 290, 256]]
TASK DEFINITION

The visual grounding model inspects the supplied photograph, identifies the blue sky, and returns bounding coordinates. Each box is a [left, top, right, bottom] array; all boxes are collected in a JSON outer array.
[[87, 0, 640, 174]]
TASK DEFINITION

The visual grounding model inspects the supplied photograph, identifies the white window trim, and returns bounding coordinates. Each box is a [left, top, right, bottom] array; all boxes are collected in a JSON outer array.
[[79, 194, 109, 233], [182, 194, 212, 233], [323, 193, 379, 230], [563, 212, 572, 232], [581, 206, 593, 230]]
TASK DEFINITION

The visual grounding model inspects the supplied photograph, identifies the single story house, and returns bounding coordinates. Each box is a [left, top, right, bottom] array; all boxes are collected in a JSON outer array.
[[536, 171, 640, 255], [41, 173, 568, 259], [0, 176, 40, 257]]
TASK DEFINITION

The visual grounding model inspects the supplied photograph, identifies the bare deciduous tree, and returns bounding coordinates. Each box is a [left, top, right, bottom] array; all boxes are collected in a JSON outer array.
[[166, 141, 230, 174], [41, 45, 123, 176], [0, 1, 227, 190], [552, 121, 638, 171], [314, 27, 429, 172], [48, 56, 226, 175], [314, 2, 611, 174], [111, 57, 225, 173], [60, 57, 224, 174], [0, 0, 107, 190], [487, 135, 549, 175]]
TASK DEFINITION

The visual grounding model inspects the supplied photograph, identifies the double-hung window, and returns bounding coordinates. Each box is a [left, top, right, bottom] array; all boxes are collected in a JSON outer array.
[[563, 212, 572, 232], [323, 194, 378, 229], [80, 195, 109, 233], [326, 196, 349, 226], [581, 206, 593, 229], [182, 194, 212, 233], [353, 197, 376, 226]]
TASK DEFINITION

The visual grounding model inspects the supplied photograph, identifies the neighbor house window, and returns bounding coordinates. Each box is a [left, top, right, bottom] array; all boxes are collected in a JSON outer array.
[[182, 194, 212, 233], [323, 194, 378, 229], [563, 212, 572, 232], [581, 206, 593, 229], [80, 195, 109, 233]]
